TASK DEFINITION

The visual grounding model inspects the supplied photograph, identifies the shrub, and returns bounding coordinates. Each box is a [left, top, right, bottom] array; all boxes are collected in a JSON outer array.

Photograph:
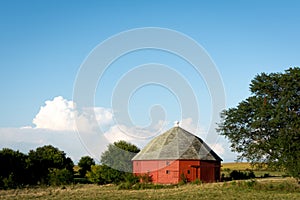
[[117, 173, 140, 189], [86, 165, 104, 184], [48, 168, 73, 186], [124, 173, 139, 185], [139, 173, 152, 183], [180, 173, 188, 184], [229, 170, 255, 180], [1, 173, 16, 189]]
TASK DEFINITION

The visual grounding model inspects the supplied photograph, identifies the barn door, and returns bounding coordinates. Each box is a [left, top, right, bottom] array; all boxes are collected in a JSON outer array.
[[200, 165, 214, 182]]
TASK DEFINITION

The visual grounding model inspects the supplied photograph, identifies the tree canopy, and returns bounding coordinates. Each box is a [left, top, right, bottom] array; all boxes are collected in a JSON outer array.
[[0, 145, 75, 188], [27, 145, 74, 185], [218, 67, 300, 178], [78, 156, 95, 178], [0, 148, 28, 188], [101, 140, 140, 173]]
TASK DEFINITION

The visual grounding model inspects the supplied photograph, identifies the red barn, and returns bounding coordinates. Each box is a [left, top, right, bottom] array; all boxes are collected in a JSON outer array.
[[132, 126, 222, 184]]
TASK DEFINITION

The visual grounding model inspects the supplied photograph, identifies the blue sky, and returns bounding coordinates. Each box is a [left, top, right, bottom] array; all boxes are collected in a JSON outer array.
[[0, 0, 299, 162]]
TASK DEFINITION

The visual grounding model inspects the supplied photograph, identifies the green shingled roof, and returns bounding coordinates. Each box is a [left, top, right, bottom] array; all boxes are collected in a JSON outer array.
[[132, 127, 222, 161]]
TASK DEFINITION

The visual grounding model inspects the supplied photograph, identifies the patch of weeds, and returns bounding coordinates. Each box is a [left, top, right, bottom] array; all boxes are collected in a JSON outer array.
[[178, 180, 187, 186], [191, 179, 202, 185], [244, 180, 257, 188], [180, 173, 188, 184], [231, 181, 237, 186], [117, 182, 132, 190]]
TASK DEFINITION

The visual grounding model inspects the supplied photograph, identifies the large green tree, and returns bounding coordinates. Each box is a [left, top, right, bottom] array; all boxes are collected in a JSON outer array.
[[27, 145, 74, 185], [218, 67, 300, 178], [101, 140, 140, 173], [78, 156, 95, 178], [99, 140, 140, 183]]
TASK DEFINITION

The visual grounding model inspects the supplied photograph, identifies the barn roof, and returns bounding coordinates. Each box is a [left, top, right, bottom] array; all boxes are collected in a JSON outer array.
[[132, 127, 222, 161]]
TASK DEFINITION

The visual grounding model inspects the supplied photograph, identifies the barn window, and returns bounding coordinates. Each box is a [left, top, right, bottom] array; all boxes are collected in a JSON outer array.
[[187, 170, 190, 174], [166, 170, 170, 174], [166, 161, 170, 166]]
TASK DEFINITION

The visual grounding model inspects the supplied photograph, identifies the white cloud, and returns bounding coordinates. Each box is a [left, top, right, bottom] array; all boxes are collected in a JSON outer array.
[[33, 96, 76, 131], [32, 96, 113, 132]]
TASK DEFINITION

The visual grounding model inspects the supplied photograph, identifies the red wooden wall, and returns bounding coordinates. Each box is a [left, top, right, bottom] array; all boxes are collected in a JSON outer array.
[[133, 160, 221, 184]]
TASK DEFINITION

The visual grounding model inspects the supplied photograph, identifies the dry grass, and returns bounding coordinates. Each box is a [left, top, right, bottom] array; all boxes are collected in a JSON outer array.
[[222, 162, 253, 170], [0, 178, 299, 200]]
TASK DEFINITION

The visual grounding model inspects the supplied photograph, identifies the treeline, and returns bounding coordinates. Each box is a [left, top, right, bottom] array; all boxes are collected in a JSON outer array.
[[0, 145, 74, 189], [0, 141, 140, 189]]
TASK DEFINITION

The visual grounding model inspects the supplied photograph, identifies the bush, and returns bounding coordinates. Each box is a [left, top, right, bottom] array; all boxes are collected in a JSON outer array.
[[139, 173, 152, 183], [1, 173, 16, 189], [117, 173, 140, 189], [124, 173, 139, 184], [180, 173, 188, 184], [230, 170, 255, 180], [48, 168, 73, 186], [86, 165, 104, 184]]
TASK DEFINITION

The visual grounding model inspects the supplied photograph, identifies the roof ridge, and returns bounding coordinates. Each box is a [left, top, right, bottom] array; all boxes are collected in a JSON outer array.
[[157, 128, 173, 159]]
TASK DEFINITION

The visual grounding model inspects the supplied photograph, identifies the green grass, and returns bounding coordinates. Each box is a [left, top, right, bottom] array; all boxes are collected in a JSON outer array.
[[0, 178, 299, 200]]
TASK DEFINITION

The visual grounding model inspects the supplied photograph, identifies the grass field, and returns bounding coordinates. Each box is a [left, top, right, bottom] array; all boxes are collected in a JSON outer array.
[[0, 178, 299, 200], [0, 163, 298, 200], [221, 162, 286, 177]]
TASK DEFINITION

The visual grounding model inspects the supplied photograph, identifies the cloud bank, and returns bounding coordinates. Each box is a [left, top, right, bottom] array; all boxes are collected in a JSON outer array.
[[0, 96, 236, 162]]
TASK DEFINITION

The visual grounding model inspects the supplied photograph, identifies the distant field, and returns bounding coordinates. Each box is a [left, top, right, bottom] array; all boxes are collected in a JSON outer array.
[[222, 162, 252, 170], [221, 162, 285, 177], [0, 178, 299, 200]]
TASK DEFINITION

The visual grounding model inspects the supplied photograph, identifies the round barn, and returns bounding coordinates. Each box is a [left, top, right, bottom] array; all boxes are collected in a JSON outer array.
[[132, 126, 222, 184]]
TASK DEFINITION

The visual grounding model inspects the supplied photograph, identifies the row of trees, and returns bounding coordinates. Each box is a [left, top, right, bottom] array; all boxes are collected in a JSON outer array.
[[0, 145, 74, 189], [0, 141, 140, 189]]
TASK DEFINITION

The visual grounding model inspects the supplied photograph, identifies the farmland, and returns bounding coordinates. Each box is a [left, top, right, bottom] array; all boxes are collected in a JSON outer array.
[[222, 162, 286, 177]]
